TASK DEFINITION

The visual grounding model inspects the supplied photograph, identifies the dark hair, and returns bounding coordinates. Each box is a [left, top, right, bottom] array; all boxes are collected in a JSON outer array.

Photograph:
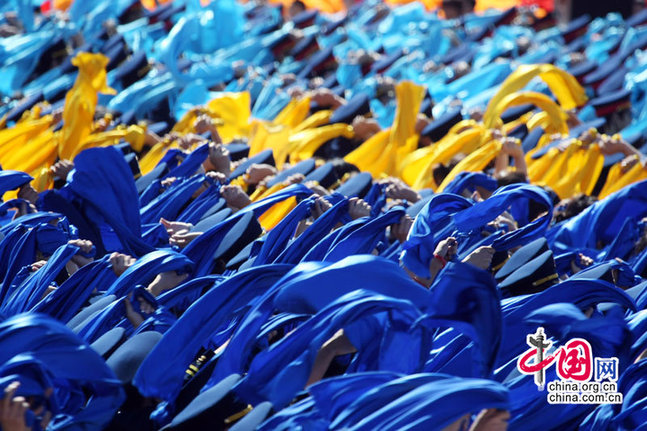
[[432, 156, 462, 186], [553, 194, 598, 224], [528, 185, 559, 222], [331, 158, 360, 178], [496, 171, 528, 188]]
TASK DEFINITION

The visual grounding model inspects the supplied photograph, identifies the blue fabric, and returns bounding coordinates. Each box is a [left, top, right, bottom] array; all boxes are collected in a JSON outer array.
[[67, 147, 154, 256], [329, 373, 509, 430], [323, 208, 405, 262], [443, 172, 498, 196], [0, 314, 124, 430], [403, 185, 552, 278], [252, 198, 315, 266], [140, 175, 206, 225], [0, 170, 32, 195], [2, 244, 78, 316], [233, 291, 431, 408], [133, 264, 293, 401], [547, 180, 647, 253], [275, 197, 350, 264], [182, 184, 312, 276], [106, 249, 194, 298], [32, 257, 117, 323]]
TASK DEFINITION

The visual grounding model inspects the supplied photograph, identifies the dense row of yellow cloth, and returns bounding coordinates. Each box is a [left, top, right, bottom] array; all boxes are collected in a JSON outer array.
[[1, 54, 645, 209]]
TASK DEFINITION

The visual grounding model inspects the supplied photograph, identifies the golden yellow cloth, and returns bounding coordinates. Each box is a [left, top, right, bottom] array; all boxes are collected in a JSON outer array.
[[344, 81, 424, 177], [437, 138, 502, 192], [248, 121, 290, 166], [483, 91, 568, 135], [288, 124, 354, 163], [273, 97, 312, 129], [59, 53, 116, 161], [599, 157, 647, 199], [484, 64, 587, 120], [403, 126, 485, 190]]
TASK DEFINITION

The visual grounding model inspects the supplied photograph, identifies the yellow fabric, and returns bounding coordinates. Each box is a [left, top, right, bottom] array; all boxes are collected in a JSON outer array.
[[0, 116, 53, 161], [483, 91, 568, 134], [59, 52, 116, 161], [292, 110, 334, 133], [387, 81, 426, 176], [140, 0, 173, 11], [124, 125, 148, 152], [344, 129, 392, 177], [206, 92, 252, 142], [139, 140, 176, 175], [273, 97, 312, 129], [344, 81, 424, 178], [289, 124, 354, 163], [171, 109, 200, 134], [251, 182, 285, 202], [405, 126, 485, 190], [257, 196, 297, 231], [529, 140, 604, 199], [484, 65, 587, 126], [437, 138, 502, 192], [572, 145, 604, 196], [400, 145, 437, 187], [527, 146, 562, 183], [248, 121, 290, 166], [599, 157, 647, 199]]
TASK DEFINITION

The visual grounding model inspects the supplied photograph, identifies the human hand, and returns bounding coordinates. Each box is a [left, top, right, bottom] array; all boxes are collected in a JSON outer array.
[[501, 137, 523, 157], [391, 215, 414, 243], [205, 171, 227, 184], [570, 253, 593, 274], [0, 382, 30, 431], [348, 197, 371, 219], [385, 179, 421, 203], [620, 155, 640, 174], [68, 239, 94, 268], [285, 173, 305, 186], [311, 197, 332, 220], [434, 236, 458, 260], [13, 201, 36, 220], [246, 164, 277, 185], [50, 159, 74, 179], [160, 218, 193, 236], [193, 114, 215, 135], [204, 143, 231, 174], [31, 260, 47, 272], [169, 231, 202, 249], [17, 184, 38, 205], [462, 246, 495, 270], [470, 409, 510, 431], [147, 271, 189, 296], [109, 253, 136, 276], [161, 177, 177, 188], [305, 181, 329, 196], [221, 185, 251, 210]]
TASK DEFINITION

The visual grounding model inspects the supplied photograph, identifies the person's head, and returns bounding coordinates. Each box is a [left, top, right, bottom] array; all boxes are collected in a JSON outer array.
[[553, 193, 597, 224], [351, 116, 381, 142], [496, 171, 528, 188], [288, 0, 306, 18], [442, 0, 464, 19], [330, 158, 360, 179], [517, 36, 532, 56], [529, 185, 559, 222], [432, 155, 463, 186], [450, 61, 471, 81], [462, 0, 476, 14]]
